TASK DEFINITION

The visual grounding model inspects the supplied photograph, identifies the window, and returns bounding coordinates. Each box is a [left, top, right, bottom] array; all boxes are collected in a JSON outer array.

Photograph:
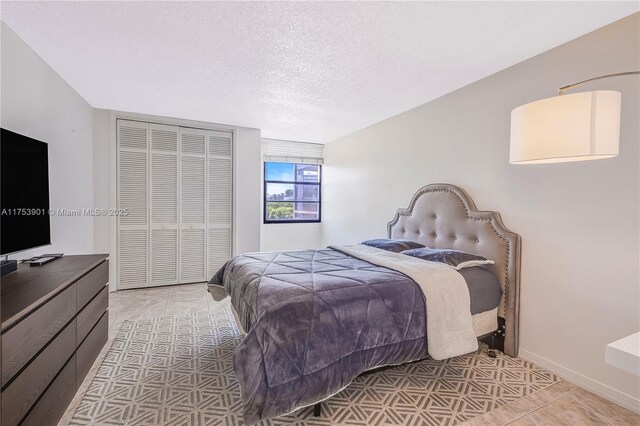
[[264, 162, 321, 223]]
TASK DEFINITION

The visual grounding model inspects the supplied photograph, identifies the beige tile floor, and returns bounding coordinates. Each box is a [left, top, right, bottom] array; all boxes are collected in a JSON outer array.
[[60, 283, 640, 426]]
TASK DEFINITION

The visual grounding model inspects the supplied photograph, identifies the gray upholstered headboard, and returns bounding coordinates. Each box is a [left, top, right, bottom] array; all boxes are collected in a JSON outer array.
[[388, 183, 521, 357]]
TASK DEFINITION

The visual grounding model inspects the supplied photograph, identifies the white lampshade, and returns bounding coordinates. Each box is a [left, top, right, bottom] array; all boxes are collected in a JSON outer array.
[[510, 90, 621, 164]]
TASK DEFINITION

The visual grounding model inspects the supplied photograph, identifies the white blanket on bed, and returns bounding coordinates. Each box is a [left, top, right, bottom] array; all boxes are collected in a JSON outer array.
[[330, 244, 478, 360]]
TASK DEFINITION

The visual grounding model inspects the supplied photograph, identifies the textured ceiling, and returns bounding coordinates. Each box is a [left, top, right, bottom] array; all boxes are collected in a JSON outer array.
[[1, 2, 637, 143]]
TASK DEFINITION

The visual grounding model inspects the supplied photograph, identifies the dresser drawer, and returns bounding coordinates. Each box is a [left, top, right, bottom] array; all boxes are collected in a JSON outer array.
[[77, 311, 108, 387], [77, 285, 108, 344], [2, 318, 77, 426], [77, 260, 109, 309], [20, 354, 77, 426], [1, 284, 77, 386]]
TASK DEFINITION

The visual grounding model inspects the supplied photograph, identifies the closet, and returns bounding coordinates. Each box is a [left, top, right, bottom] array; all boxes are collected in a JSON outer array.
[[116, 119, 232, 289]]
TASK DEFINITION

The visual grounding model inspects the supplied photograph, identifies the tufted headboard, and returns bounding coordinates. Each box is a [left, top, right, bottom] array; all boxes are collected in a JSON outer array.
[[388, 183, 521, 357]]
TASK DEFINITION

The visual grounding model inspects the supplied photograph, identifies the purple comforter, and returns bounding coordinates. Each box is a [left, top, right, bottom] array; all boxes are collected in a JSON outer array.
[[211, 248, 428, 424]]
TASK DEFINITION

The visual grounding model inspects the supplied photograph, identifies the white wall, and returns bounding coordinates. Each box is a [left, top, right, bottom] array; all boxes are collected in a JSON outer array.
[[322, 14, 640, 410], [1, 22, 94, 259], [92, 109, 111, 254], [262, 223, 323, 252], [234, 127, 262, 255]]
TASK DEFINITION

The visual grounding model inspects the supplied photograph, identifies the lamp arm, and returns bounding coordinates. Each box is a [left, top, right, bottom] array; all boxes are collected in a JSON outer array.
[[558, 71, 640, 95]]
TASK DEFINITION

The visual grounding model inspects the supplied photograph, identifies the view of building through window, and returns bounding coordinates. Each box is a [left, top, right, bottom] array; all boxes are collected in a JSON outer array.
[[264, 162, 321, 222]]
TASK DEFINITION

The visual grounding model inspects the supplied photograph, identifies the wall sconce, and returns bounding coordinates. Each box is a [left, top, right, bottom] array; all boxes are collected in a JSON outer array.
[[510, 71, 639, 164]]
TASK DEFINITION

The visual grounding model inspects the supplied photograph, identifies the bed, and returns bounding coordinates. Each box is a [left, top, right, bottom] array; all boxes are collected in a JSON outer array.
[[209, 183, 521, 425]]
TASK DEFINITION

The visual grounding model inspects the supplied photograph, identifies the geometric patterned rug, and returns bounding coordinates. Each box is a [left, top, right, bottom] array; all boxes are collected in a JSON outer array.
[[70, 307, 558, 426]]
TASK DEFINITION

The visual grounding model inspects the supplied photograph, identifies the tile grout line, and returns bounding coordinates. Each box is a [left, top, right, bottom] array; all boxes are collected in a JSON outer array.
[[162, 289, 170, 315], [502, 407, 538, 425], [565, 389, 621, 426], [503, 387, 577, 425]]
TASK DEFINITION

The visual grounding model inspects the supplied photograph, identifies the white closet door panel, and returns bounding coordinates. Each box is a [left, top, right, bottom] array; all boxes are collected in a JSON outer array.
[[181, 128, 206, 156], [119, 229, 148, 288], [151, 153, 178, 224], [208, 131, 232, 157], [151, 229, 178, 283], [117, 120, 149, 289], [118, 150, 147, 226], [118, 120, 148, 150], [151, 124, 178, 152], [208, 227, 231, 278], [208, 157, 232, 224], [180, 229, 206, 282], [181, 156, 206, 224]]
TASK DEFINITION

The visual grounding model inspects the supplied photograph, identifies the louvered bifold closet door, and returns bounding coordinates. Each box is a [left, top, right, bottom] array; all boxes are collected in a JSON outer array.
[[150, 124, 179, 286], [117, 120, 232, 289], [117, 120, 149, 289], [207, 130, 233, 279], [179, 128, 207, 283]]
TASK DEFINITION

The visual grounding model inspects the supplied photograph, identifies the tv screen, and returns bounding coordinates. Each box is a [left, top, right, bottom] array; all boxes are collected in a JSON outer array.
[[1, 128, 51, 255]]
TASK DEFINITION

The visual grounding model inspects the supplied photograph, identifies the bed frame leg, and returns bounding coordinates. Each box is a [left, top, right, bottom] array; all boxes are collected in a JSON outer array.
[[313, 402, 322, 417], [488, 335, 498, 358], [482, 318, 506, 358]]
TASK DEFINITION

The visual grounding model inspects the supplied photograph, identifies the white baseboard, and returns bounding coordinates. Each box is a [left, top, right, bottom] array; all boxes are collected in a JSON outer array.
[[519, 349, 640, 414]]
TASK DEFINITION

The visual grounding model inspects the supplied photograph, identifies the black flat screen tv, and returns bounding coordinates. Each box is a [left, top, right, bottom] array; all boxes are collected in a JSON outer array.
[[1, 128, 51, 255]]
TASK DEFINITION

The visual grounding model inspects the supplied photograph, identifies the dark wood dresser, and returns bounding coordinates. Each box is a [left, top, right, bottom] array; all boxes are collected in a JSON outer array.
[[0, 255, 109, 426]]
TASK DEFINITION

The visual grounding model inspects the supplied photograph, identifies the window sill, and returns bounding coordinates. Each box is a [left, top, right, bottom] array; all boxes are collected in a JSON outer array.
[[263, 220, 321, 225]]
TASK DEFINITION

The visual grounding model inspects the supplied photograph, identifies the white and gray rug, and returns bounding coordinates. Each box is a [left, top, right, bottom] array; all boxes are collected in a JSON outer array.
[[71, 308, 558, 425]]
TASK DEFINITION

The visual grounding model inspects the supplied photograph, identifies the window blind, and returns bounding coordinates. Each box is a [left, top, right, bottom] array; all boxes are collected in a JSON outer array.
[[262, 139, 324, 164]]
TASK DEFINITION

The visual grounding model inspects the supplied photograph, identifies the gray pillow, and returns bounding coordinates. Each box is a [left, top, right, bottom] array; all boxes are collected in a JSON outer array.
[[401, 247, 494, 270], [361, 239, 425, 253]]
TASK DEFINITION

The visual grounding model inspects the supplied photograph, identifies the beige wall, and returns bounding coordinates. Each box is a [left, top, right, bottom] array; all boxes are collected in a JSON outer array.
[[323, 14, 640, 409]]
